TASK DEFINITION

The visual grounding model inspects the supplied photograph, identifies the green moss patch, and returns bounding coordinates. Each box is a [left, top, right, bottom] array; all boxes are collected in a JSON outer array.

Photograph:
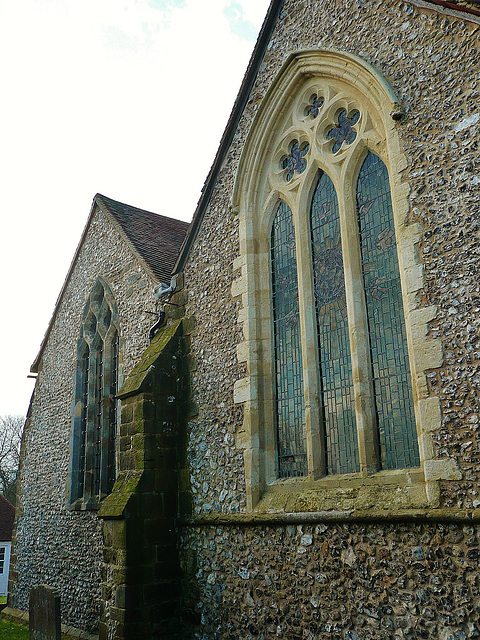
[[98, 471, 143, 519], [0, 620, 28, 640], [118, 319, 182, 398]]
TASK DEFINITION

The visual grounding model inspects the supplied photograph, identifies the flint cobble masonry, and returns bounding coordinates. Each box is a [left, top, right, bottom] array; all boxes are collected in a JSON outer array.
[[175, 0, 480, 637], [10, 206, 159, 633], [179, 521, 480, 639], [8, 0, 480, 637]]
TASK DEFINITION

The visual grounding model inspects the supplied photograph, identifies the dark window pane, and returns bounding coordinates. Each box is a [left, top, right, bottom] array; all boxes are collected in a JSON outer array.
[[271, 201, 307, 478], [108, 331, 119, 489], [72, 280, 119, 505], [78, 345, 89, 497], [311, 172, 359, 474], [357, 152, 419, 469], [94, 344, 104, 497]]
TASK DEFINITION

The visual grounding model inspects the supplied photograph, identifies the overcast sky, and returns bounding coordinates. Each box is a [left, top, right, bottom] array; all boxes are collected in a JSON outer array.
[[0, 0, 271, 417]]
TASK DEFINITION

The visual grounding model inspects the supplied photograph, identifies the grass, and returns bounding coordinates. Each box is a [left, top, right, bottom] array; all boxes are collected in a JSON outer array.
[[0, 619, 29, 639]]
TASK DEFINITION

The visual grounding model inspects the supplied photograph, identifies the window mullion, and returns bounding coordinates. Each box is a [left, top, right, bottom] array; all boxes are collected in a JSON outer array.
[[338, 179, 380, 475], [294, 202, 325, 478]]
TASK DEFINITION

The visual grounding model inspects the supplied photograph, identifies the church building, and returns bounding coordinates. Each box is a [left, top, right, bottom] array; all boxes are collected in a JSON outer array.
[[7, 0, 480, 638]]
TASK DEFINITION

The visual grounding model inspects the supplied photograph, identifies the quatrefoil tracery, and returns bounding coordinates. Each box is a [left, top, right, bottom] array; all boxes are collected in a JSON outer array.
[[281, 139, 310, 182], [304, 93, 325, 119], [326, 109, 361, 153], [271, 81, 368, 189]]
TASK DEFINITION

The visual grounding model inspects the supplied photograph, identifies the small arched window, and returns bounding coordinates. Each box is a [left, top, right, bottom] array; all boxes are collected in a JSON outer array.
[[69, 279, 120, 509]]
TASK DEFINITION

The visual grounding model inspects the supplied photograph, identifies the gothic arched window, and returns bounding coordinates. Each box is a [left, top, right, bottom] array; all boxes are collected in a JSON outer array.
[[234, 51, 444, 511], [69, 279, 120, 509]]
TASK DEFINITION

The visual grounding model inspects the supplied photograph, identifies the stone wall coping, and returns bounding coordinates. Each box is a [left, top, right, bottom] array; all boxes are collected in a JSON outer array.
[[0, 607, 98, 640], [178, 508, 480, 527]]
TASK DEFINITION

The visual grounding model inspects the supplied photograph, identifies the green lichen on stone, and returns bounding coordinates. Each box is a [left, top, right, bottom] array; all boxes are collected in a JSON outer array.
[[118, 319, 182, 399], [98, 471, 143, 519]]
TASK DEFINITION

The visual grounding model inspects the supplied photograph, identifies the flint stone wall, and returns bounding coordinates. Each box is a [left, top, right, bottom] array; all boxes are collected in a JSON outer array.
[[178, 0, 480, 637], [11, 206, 159, 633], [180, 521, 480, 639]]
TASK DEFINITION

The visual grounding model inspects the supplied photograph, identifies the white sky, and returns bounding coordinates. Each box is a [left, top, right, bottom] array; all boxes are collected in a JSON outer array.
[[0, 0, 271, 417]]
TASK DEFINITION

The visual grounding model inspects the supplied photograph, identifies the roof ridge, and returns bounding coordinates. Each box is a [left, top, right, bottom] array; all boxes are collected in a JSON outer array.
[[95, 193, 190, 228]]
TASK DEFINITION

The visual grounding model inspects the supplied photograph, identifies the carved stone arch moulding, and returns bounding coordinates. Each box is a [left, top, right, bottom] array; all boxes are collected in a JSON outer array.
[[232, 49, 456, 513]]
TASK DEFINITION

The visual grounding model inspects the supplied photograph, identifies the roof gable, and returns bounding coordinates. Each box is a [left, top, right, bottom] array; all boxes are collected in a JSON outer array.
[[95, 194, 189, 285], [31, 194, 189, 373]]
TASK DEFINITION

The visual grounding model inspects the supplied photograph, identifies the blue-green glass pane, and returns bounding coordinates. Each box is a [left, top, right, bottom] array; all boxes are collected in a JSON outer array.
[[311, 172, 359, 475], [79, 345, 89, 495], [108, 331, 119, 490], [357, 152, 419, 469], [271, 202, 307, 478]]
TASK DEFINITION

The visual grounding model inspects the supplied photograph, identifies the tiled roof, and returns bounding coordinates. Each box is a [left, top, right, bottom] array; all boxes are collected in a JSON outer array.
[[0, 494, 15, 541], [96, 194, 189, 285], [31, 194, 190, 373]]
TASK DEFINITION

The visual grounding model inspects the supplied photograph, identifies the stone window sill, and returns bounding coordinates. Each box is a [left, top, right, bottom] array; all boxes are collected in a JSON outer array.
[[255, 467, 430, 514]]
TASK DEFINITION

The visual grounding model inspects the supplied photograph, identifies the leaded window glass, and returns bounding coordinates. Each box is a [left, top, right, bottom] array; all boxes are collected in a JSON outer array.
[[235, 53, 432, 509], [357, 152, 419, 469], [79, 345, 89, 490], [326, 109, 360, 153], [271, 201, 307, 478], [270, 156, 419, 479], [108, 331, 119, 488], [311, 172, 359, 474], [93, 343, 104, 497], [70, 280, 119, 508]]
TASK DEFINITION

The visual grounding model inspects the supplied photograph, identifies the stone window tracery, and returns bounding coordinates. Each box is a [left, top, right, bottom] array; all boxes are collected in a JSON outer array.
[[268, 74, 420, 479], [233, 50, 447, 511], [69, 279, 120, 509]]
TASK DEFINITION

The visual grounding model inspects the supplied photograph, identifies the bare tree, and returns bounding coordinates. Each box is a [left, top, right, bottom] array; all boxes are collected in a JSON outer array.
[[0, 415, 24, 505]]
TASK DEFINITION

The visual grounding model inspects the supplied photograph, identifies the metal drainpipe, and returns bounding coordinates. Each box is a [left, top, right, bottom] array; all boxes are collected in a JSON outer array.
[[148, 281, 175, 342]]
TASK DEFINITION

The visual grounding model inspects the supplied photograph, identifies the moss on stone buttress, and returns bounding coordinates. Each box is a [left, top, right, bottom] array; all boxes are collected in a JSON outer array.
[[118, 319, 182, 399]]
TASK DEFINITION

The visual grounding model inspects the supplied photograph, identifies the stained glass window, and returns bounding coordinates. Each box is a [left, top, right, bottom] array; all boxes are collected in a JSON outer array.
[[271, 201, 307, 478], [327, 109, 360, 153], [311, 172, 359, 474], [71, 281, 119, 507], [282, 140, 310, 182], [357, 152, 419, 469]]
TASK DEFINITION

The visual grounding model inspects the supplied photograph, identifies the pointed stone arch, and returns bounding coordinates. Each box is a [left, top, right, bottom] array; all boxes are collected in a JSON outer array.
[[231, 49, 452, 512], [69, 278, 121, 509]]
